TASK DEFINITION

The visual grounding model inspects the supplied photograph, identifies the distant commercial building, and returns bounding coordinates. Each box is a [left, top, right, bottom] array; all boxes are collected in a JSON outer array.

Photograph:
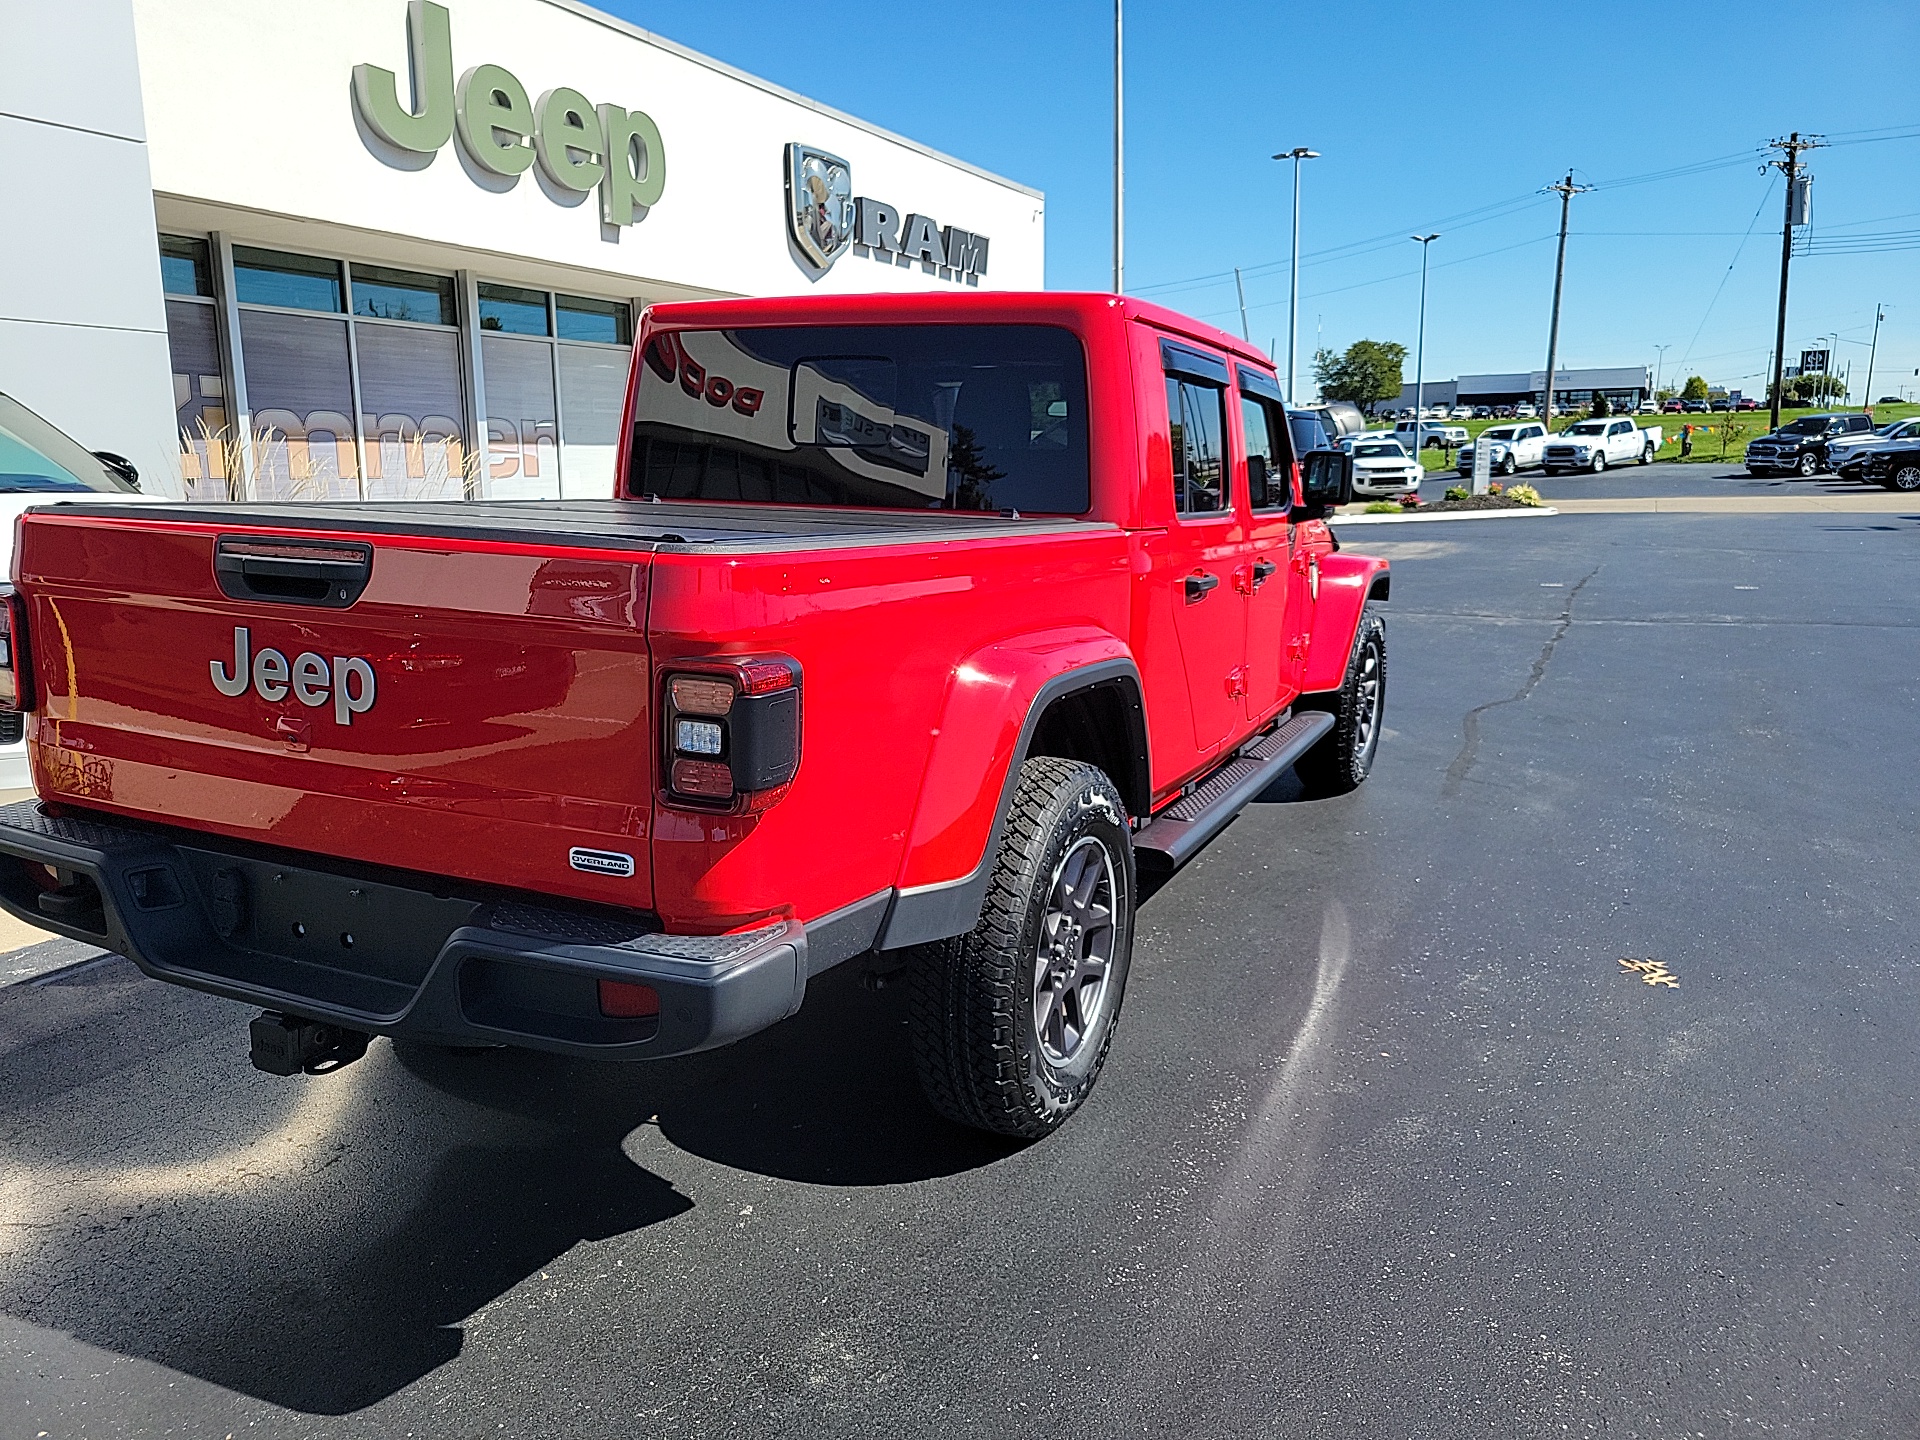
[[1386, 366, 1652, 413]]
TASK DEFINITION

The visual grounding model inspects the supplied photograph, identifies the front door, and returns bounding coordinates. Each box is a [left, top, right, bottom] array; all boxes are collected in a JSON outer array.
[[1236, 372, 1297, 720], [1162, 358, 1247, 759]]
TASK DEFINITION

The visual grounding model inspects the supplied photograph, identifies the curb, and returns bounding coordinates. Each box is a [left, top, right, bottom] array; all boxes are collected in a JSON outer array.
[[1329, 506, 1559, 526]]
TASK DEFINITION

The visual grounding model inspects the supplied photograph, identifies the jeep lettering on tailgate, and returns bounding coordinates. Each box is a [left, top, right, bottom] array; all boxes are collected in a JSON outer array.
[[210, 626, 377, 725]]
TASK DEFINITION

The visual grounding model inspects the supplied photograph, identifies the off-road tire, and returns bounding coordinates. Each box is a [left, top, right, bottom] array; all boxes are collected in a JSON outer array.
[[1295, 604, 1387, 797], [907, 758, 1135, 1139]]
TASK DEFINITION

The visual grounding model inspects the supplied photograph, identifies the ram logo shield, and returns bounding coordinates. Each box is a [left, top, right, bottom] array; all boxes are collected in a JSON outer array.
[[786, 143, 854, 272]]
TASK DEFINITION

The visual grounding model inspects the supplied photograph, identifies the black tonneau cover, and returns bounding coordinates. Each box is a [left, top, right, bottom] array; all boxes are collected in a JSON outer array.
[[38, 499, 1111, 554]]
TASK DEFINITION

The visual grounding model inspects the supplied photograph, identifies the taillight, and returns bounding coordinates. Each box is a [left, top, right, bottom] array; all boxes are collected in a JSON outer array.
[[0, 589, 32, 713], [661, 656, 801, 811]]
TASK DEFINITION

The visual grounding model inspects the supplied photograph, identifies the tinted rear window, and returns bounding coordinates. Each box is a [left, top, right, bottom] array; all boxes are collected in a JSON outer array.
[[628, 324, 1089, 513]]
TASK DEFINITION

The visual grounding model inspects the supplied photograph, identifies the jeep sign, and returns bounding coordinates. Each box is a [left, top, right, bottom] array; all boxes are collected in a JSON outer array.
[[353, 1, 665, 227]]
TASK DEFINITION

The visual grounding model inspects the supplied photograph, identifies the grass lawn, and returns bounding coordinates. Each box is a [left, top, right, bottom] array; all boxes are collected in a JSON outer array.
[[1361, 402, 1920, 472]]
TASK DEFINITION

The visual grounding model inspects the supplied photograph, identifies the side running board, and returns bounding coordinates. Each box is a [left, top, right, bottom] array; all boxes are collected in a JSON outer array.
[[1132, 710, 1336, 870]]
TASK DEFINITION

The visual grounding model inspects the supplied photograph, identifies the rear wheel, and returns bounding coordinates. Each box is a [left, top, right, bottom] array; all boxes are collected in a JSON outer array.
[[908, 758, 1134, 1139], [1891, 464, 1920, 493], [1639, 443, 1655, 465], [1296, 605, 1387, 797]]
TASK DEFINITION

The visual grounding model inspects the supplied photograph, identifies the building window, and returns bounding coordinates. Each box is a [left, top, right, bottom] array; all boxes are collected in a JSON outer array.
[[351, 264, 455, 326], [556, 294, 632, 345], [233, 246, 344, 314], [477, 283, 631, 499], [160, 235, 212, 298], [159, 234, 228, 493], [478, 283, 550, 336]]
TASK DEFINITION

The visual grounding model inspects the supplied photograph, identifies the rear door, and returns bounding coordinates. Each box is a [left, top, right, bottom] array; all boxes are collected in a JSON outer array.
[[17, 510, 658, 909], [1158, 341, 1248, 759], [1235, 367, 1298, 719]]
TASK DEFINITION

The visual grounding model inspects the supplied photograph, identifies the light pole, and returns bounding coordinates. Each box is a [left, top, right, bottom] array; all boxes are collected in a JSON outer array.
[[1274, 147, 1319, 401], [1411, 233, 1438, 457], [1112, 0, 1123, 293], [1653, 343, 1671, 403]]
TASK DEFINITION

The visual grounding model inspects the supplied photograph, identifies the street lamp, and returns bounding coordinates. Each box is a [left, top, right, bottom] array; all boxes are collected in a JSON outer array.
[[1273, 147, 1319, 402], [1411, 234, 1439, 455]]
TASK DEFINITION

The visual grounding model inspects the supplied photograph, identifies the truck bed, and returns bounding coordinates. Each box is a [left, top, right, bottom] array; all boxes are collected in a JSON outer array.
[[55, 498, 1109, 554]]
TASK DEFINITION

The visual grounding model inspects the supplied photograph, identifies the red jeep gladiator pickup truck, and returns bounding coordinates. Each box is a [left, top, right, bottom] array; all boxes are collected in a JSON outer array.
[[0, 291, 1386, 1137]]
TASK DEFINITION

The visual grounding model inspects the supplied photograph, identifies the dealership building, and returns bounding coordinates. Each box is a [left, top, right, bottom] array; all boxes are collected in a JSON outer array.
[[4, 0, 1044, 503], [1384, 366, 1655, 414]]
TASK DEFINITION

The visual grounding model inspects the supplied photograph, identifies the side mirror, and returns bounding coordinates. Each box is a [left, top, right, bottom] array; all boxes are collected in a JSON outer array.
[[93, 451, 140, 490], [1293, 450, 1352, 520]]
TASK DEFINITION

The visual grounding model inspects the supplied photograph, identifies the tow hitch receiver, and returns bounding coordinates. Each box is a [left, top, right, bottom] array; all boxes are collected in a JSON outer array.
[[249, 1011, 371, 1076]]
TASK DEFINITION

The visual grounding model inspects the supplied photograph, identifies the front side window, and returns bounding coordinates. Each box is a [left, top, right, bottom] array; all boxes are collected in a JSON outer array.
[[630, 324, 1090, 513], [0, 394, 137, 494], [1167, 378, 1227, 515], [1239, 394, 1293, 511]]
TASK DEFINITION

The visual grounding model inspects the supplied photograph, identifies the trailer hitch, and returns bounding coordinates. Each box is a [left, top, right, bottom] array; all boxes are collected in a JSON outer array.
[[249, 1011, 370, 1076]]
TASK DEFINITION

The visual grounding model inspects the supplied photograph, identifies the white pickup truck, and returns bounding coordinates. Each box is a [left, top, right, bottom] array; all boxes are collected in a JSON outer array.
[[1394, 420, 1469, 451], [1541, 417, 1663, 474], [1456, 421, 1548, 477]]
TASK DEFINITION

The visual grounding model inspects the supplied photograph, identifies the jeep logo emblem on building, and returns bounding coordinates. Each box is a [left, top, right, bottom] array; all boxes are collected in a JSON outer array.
[[784, 142, 988, 285], [353, 1, 665, 227], [211, 627, 377, 727]]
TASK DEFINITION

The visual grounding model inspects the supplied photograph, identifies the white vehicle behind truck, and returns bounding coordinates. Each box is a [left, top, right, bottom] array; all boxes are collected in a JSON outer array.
[[1456, 422, 1548, 477], [1542, 417, 1663, 474]]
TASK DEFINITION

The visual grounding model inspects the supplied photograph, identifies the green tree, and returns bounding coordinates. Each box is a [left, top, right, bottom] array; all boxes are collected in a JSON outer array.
[[1680, 375, 1710, 401], [1312, 340, 1408, 413], [1590, 392, 1613, 417]]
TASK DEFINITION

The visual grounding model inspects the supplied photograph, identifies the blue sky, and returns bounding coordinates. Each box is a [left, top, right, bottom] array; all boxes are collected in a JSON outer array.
[[609, 0, 1920, 400]]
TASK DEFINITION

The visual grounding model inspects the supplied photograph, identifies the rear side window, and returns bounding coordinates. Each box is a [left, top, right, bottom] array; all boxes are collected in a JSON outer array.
[[1166, 378, 1227, 515], [629, 324, 1089, 512]]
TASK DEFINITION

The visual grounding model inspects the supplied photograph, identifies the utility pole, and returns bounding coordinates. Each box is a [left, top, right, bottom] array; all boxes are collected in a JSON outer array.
[[1765, 131, 1823, 430], [1653, 343, 1671, 402], [1274, 147, 1319, 401], [1233, 268, 1250, 342], [1863, 304, 1886, 416], [1540, 172, 1590, 431], [1112, 0, 1123, 293]]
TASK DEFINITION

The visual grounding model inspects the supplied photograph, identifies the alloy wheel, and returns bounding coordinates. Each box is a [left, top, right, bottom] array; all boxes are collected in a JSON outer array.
[[1893, 465, 1920, 493], [1353, 635, 1384, 765], [1032, 835, 1118, 1066]]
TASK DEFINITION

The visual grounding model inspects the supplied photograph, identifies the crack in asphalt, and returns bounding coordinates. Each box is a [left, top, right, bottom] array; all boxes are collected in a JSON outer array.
[[1441, 566, 1600, 798]]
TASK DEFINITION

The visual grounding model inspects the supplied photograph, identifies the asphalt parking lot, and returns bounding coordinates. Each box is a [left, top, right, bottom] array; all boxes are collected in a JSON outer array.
[[4, 503, 1919, 1437]]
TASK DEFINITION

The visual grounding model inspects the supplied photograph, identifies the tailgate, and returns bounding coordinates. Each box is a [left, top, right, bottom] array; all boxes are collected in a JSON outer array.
[[15, 511, 658, 909]]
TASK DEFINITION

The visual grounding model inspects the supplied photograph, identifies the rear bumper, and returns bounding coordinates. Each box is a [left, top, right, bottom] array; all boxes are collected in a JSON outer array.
[[0, 801, 808, 1059]]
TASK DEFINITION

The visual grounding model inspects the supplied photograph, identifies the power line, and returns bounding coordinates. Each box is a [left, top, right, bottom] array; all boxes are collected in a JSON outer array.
[[1674, 176, 1778, 372]]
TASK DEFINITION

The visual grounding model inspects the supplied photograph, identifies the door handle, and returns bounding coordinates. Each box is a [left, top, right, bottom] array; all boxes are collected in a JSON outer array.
[[1184, 571, 1220, 603], [1252, 559, 1277, 588]]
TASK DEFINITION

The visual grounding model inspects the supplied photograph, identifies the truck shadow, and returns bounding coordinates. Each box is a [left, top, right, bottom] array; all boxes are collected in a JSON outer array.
[[393, 960, 1022, 1189]]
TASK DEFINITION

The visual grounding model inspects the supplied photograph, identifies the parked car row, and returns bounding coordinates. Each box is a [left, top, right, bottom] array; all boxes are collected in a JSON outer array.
[[1746, 412, 1920, 489]]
